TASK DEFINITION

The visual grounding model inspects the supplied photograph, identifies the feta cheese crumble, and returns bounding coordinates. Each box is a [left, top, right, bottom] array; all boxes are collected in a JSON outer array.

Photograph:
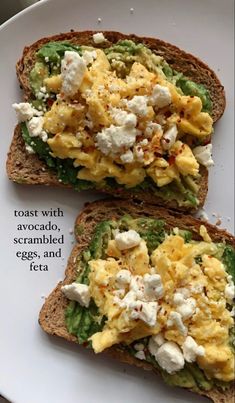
[[149, 84, 172, 109], [161, 124, 178, 150], [82, 50, 97, 66], [13, 102, 42, 122], [115, 230, 141, 250], [155, 341, 185, 374], [126, 95, 148, 116], [116, 269, 132, 287], [193, 144, 214, 167], [143, 273, 164, 300], [61, 51, 86, 97], [135, 350, 146, 360], [182, 336, 205, 363], [148, 333, 165, 357], [93, 32, 107, 44], [173, 293, 197, 320], [110, 108, 137, 128], [120, 150, 134, 164], [25, 144, 35, 154], [95, 125, 137, 156], [145, 122, 162, 138], [225, 275, 235, 303], [61, 282, 90, 307], [26, 117, 48, 142], [167, 311, 188, 335]]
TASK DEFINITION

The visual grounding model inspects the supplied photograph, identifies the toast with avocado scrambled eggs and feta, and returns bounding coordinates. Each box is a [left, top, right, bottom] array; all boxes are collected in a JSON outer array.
[[39, 199, 234, 403], [7, 31, 225, 210]]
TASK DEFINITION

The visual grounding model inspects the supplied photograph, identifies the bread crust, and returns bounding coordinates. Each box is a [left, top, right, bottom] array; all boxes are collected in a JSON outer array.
[[39, 199, 234, 403]]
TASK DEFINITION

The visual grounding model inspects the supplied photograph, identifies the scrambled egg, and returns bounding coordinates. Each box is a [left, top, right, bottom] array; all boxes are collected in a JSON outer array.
[[42, 48, 213, 188], [88, 231, 234, 382]]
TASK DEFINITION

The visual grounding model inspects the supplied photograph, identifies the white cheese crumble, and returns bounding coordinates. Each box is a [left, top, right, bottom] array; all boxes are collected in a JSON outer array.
[[182, 336, 205, 363], [12, 102, 41, 122], [193, 144, 214, 167], [95, 125, 137, 156], [145, 122, 162, 138], [225, 275, 235, 303], [25, 144, 35, 154], [167, 311, 188, 335], [126, 95, 148, 116], [149, 84, 172, 109], [82, 50, 97, 66], [155, 341, 185, 374], [93, 32, 107, 44], [134, 343, 145, 351], [26, 117, 48, 141], [173, 293, 196, 320], [139, 139, 148, 146], [135, 351, 146, 360], [120, 149, 134, 164], [61, 282, 90, 307], [129, 301, 158, 327], [115, 230, 141, 250], [115, 274, 159, 327], [143, 273, 164, 300], [148, 333, 165, 357], [116, 269, 132, 287], [161, 124, 178, 150], [61, 51, 86, 97], [110, 108, 137, 128]]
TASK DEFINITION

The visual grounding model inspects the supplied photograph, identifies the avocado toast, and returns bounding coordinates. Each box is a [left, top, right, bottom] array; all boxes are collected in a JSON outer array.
[[39, 199, 235, 403], [7, 31, 225, 211]]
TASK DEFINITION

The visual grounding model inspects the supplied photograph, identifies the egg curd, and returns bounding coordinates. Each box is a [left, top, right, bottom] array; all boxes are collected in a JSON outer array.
[[14, 36, 215, 208], [44, 49, 212, 188], [63, 216, 235, 390]]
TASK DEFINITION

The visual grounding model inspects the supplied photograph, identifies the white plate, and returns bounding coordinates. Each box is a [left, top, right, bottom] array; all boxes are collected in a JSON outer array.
[[0, 1, 234, 402]]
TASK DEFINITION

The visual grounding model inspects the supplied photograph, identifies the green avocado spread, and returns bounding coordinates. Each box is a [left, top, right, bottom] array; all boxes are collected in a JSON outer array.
[[24, 39, 213, 208], [64, 216, 234, 393]]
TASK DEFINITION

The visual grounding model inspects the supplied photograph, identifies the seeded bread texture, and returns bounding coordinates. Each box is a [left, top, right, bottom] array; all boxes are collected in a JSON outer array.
[[39, 199, 234, 403], [7, 30, 225, 210]]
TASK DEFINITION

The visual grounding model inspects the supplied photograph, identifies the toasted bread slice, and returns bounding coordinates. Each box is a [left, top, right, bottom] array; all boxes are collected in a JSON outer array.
[[7, 31, 225, 210], [39, 199, 234, 403]]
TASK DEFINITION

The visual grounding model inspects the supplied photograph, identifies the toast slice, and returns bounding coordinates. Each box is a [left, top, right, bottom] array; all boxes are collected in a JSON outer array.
[[7, 31, 225, 211], [39, 199, 234, 403]]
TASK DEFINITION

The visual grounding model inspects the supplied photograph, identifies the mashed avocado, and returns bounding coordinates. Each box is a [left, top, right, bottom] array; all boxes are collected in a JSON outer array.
[[65, 217, 234, 392], [105, 40, 212, 113]]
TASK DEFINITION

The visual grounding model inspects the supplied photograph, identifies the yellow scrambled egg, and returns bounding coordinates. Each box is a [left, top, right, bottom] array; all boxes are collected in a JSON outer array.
[[88, 230, 234, 382], [43, 48, 213, 188]]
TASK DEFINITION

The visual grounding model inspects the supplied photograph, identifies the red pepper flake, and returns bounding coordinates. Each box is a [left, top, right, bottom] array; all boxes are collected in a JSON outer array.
[[168, 155, 175, 165], [47, 98, 54, 107]]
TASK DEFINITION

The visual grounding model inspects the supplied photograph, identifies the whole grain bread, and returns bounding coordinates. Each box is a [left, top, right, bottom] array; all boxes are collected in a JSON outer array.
[[6, 30, 225, 210], [39, 199, 234, 403]]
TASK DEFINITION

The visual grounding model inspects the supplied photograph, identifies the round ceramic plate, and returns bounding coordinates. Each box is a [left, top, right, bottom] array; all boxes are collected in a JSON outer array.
[[0, 0, 234, 402]]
